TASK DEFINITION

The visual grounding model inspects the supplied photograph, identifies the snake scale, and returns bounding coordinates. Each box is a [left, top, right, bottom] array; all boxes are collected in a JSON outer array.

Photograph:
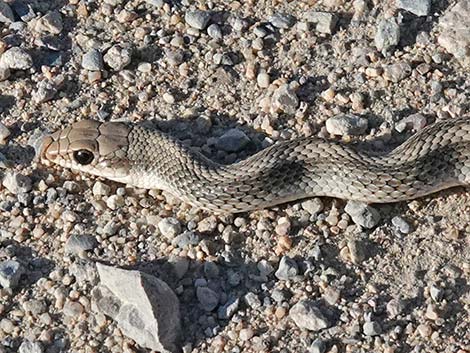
[[39, 118, 470, 213]]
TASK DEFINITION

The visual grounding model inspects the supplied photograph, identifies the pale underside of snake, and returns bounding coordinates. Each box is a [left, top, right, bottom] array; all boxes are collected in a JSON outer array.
[[39, 117, 470, 213]]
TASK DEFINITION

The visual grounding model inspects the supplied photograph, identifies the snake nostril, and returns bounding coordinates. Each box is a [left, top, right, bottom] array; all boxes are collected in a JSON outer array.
[[73, 150, 95, 165]]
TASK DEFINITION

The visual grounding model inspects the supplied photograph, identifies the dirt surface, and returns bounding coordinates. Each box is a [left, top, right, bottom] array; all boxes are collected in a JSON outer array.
[[0, 0, 469, 353]]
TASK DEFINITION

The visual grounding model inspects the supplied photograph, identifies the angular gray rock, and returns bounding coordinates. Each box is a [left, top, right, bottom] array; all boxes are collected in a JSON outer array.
[[305, 11, 337, 34], [33, 81, 58, 103], [272, 84, 299, 114], [391, 216, 412, 234], [2, 172, 32, 194], [185, 10, 211, 30], [0, 47, 33, 70], [438, 1, 470, 67], [104, 44, 132, 71], [347, 239, 369, 264], [269, 13, 296, 29], [158, 217, 182, 239], [275, 256, 298, 280], [0, 122, 10, 142], [345, 201, 380, 229], [207, 23, 223, 39], [65, 234, 98, 254], [92, 263, 180, 353], [383, 62, 412, 82], [290, 300, 330, 331], [35, 10, 63, 34], [196, 286, 219, 311], [216, 129, 250, 152], [0, 66, 10, 81], [325, 113, 368, 136], [0, 260, 24, 289], [18, 340, 43, 353], [81, 49, 104, 71], [396, 0, 431, 17], [363, 320, 382, 336], [217, 296, 239, 319], [0, 1, 14, 23], [375, 18, 400, 53]]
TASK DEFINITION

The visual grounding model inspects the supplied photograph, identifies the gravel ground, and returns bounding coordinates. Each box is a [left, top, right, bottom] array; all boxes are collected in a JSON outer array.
[[0, 0, 469, 353]]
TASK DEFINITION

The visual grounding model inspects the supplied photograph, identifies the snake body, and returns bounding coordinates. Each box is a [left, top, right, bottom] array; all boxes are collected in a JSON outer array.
[[39, 118, 470, 213]]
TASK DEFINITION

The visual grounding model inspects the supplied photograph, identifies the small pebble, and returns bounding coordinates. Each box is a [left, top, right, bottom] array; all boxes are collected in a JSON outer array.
[[301, 198, 324, 215], [103, 44, 132, 71], [18, 340, 43, 353], [325, 114, 368, 136], [305, 11, 337, 34], [239, 328, 254, 341], [0, 1, 14, 23], [257, 72, 270, 88], [244, 292, 261, 309], [34, 10, 63, 34], [0, 47, 33, 70], [391, 216, 412, 234], [106, 195, 125, 210], [363, 321, 382, 336], [275, 256, 298, 280], [207, 24, 223, 39], [386, 298, 405, 318], [3, 172, 32, 194], [158, 217, 182, 239], [162, 92, 175, 104], [81, 49, 104, 71], [196, 286, 219, 311], [290, 300, 330, 331], [345, 201, 380, 229], [375, 18, 400, 53], [216, 129, 250, 152], [0, 260, 24, 289], [65, 234, 98, 254], [63, 300, 84, 317], [92, 181, 111, 196], [185, 10, 211, 30], [272, 84, 299, 114], [383, 62, 412, 82], [397, 0, 431, 17], [269, 13, 296, 29]]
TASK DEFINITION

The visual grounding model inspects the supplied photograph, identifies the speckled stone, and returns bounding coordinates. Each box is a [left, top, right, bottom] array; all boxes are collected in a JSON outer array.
[[185, 10, 211, 30], [375, 18, 400, 53], [0, 260, 24, 289], [81, 49, 104, 71], [0, 47, 33, 70], [0, 1, 14, 23], [290, 300, 330, 331], [397, 0, 431, 16]]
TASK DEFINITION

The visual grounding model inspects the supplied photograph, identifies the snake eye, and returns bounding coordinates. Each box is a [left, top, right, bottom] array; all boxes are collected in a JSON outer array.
[[73, 150, 94, 165]]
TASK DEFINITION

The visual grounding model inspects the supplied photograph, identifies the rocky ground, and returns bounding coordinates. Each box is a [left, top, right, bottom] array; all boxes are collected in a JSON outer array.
[[0, 0, 469, 352]]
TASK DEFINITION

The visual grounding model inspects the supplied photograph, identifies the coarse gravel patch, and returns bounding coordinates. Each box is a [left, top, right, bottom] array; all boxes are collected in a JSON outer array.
[[0, 1, 468, 353]]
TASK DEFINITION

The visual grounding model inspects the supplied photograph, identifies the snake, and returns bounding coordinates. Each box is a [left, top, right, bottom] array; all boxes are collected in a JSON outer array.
[[38, 117, 470, 213]]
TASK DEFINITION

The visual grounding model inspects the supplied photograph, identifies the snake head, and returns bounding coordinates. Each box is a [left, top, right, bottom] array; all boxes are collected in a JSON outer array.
[[39, 120, 132, 181]]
